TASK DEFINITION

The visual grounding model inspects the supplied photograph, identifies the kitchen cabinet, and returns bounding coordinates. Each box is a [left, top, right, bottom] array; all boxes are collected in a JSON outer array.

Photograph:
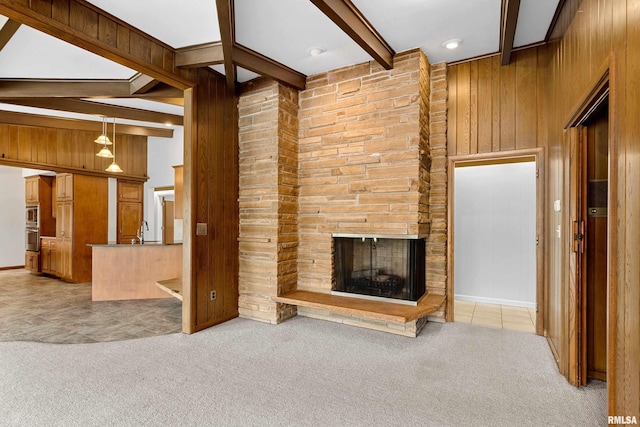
[[25, 251, 39, 272], [173, 165, 183, 219], [25, 176, 40, 204], [117, 180, 143, 244], [24, 175, 56, 237], [56, 173, 74, 201], [41, 237, 57, 275], [119, 202, 143, 243], [55, 174, 108, 283], [118, 180, 143, 203]]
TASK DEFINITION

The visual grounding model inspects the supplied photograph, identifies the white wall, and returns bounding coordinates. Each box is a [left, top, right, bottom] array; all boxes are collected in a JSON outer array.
[[144, 126, 184, 242], [454, 161, 537, 308], [0, 166, 26, 267]]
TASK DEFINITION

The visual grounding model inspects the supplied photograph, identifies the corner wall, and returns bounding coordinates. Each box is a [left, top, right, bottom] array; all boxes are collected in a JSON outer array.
[[238, 79, 299, 324]]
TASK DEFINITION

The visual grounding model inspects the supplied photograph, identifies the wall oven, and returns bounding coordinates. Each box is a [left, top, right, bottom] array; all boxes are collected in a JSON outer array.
[[26, 227, 40, 251], [26, 206, 38, 228]]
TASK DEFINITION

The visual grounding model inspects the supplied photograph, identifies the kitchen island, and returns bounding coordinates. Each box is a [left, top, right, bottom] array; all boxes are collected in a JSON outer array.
[[89, 242, 182, 301]]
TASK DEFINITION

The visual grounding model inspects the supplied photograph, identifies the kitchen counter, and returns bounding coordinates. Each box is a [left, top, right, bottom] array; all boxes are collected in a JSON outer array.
[[88, 241, 182, 247], [90, 243, 182, 301]]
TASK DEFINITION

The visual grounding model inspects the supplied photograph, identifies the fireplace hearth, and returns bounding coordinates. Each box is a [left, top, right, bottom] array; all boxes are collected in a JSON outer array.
[[333, 235, 426, 304]]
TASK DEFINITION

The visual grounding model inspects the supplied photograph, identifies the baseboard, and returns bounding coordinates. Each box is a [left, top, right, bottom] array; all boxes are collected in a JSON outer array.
[[454, 294, 535, 309], [0, 265, 25, 271]]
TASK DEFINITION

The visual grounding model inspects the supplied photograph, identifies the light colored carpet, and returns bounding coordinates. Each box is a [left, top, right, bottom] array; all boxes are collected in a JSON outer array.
[[0, 317, 606, 426]]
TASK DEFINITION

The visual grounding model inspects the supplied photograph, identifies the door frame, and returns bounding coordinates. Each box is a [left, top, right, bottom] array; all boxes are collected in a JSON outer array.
[[447, 147, 546, 335], [563, 63, 613, 388]]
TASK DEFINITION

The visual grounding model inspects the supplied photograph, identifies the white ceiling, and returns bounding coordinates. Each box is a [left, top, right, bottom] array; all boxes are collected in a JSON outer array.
[[0, 0, 561, 127]]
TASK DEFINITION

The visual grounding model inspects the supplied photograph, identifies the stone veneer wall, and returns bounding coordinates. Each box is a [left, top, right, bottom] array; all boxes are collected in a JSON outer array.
[[237, 79, 299, 324], [237, 51, 448, 335], [425, 63, 448, 318], [297, 49, 431, 294]]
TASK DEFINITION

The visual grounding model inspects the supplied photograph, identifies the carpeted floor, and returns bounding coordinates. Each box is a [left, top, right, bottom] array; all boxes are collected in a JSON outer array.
[[0, 316, 607, 426]]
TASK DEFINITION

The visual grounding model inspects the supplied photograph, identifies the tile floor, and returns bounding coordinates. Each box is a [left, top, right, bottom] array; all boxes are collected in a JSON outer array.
[[454, 299, 536, 334], [0, 269, 182, 344]]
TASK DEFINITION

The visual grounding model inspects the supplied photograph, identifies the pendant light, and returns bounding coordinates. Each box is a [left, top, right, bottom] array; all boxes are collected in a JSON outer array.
[[105, 118, 123, 173], [94, 116, 112, 145]]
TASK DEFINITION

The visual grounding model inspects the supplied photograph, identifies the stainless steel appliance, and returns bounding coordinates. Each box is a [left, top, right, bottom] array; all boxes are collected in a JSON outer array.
[[26, 205, 38, 228], [25, 227, 40, 251]]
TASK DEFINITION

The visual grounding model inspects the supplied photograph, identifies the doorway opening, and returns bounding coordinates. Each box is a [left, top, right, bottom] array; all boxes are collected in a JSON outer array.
[[448, 149, 545, 335], [569, 92, 609, 386]]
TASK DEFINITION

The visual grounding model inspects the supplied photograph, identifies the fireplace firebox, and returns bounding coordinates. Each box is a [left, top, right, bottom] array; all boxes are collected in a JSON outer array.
[[332, 235, 426, 304]]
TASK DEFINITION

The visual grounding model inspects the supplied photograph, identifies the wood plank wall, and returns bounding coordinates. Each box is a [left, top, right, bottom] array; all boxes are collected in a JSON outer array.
[[183, 67, 239, 333], [447, 47, 548, 157], [449, 0, 640, 417], [546, 0, 639, 417], [0, 124, 148, 180]]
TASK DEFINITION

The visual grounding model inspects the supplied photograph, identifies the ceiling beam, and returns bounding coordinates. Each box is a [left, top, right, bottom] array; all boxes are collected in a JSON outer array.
[[0, 0, 193, 89], [130, 74, 160, 95], [0, 110, 174, 137], [0, 79, 184, 100], [0, 18, 20, 52], [310, 0, 395, 70], [501, 0, 521, 66], [0, 98, 183, 125], [215, 0, 237, 89], [176, 42, 225, 68], [232, 44, 306, 90]]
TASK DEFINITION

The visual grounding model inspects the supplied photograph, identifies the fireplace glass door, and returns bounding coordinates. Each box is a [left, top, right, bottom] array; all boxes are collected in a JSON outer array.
[[333, 237, 426, 302]]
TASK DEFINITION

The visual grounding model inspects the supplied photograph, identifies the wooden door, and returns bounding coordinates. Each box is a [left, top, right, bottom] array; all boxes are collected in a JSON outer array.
[[568, 126, 587, 387], [118, 202, 143, 244], [585, 103, 609, 381], [162, 199, 175, 244], [25, 177, 39, 204]]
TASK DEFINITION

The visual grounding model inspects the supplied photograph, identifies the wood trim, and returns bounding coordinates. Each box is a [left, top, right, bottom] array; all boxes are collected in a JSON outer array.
[[0, 0, 192, 89], [0, 98, 183, 126], [0, 265, 24, 271], [310, 0, 394, 70], [154, 185, 174, 192], [0, 110, 173, 137], [182, 86, 194, 334], [448, 147, 546, 335], [501, 0, 521, 65], [0, 158, 148, 182], [176, 42, 224, 68], [215, 0, 236, 89], [129, 74, 159, 94], [544, 0, 568, 42], [232, 44, 306, 90], [0, 78, 185, 100], [0, 18, 20, 51]]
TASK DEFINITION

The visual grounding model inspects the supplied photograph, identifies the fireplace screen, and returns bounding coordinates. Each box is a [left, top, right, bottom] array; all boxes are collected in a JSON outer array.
[[333, 236, 426, 302]]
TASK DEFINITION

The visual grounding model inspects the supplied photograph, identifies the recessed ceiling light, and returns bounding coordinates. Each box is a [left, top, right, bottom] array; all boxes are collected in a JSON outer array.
[[308, 47, 326, 57], [442, 39, 462, 50]]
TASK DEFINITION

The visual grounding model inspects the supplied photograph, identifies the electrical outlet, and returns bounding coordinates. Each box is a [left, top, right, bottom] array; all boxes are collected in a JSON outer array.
[[210, 290, 216, 301]]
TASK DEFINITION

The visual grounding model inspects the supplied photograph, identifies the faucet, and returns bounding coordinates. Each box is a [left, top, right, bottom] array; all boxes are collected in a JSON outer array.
[[137, 220, 149, 244]]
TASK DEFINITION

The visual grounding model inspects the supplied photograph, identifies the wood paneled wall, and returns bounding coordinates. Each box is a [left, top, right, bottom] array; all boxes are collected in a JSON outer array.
[[182, 67, 239, 333], [546, 0, 639, 417], [447, 48, 548, 156], [0, 124, 148, 180], [448, 0, 640, 418]]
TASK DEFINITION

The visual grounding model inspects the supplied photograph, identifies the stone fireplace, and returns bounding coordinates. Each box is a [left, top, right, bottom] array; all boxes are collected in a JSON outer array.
[[333, 235, 426, 304], [237, 49, 449, 336]]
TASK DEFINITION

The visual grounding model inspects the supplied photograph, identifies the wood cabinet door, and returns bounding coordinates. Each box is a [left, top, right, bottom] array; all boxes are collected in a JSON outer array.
[[56, 174, 73, 201], [118, 180, 143, 203], [25, 177, 39, 204], [118, 202, 143, 243], [25, 251, 39, 272]]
